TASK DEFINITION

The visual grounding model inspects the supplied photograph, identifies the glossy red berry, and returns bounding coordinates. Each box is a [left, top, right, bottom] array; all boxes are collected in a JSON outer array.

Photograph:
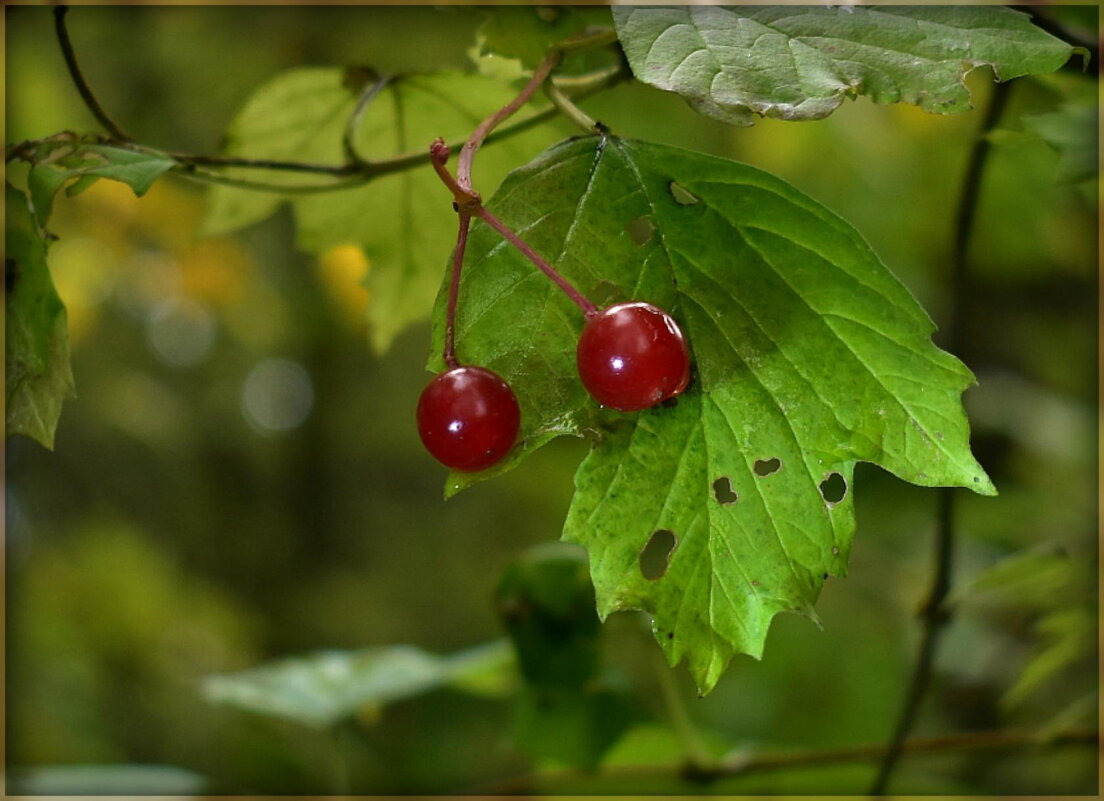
[[417, 365, 520, 472], [576, 302, 691, 412]]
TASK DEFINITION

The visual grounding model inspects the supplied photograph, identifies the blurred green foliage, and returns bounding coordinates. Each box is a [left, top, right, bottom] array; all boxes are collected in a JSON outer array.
[[5, 4, 1097, 795]]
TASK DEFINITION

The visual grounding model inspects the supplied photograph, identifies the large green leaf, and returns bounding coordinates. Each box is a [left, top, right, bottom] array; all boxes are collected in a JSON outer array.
[[203, 68, 564, 352], [5, 185, 75, 449], [429, 135, 994, 692], [613, 6, 1076, 125]]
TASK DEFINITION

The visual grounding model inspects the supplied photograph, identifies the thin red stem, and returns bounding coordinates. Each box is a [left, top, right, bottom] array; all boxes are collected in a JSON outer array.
[[443, 211, 472, 369], [456, 51, 561, 193], [476, 207, 597, 318]]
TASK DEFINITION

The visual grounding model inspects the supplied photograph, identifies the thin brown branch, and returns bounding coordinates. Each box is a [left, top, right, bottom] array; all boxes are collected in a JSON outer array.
[[456, 50, 561, 192], [474, 727, 1098, 794], [869, 77, 1014, 797], [54, 6, 132, 142]]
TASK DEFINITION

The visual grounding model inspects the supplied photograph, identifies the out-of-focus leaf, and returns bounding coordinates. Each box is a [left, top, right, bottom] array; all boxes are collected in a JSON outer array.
[[479, 6, 613, 69], [7, 764, 207, 795], [613, 6, 1076, 125], [27, 164, 70, 228], [956, 545, 1071, 607], [431, 135, 994, 692], [75, 145, 176, 195], [515, 684, 636, 769], [497, 543, 635, 767], [203, 641, 516, 728], [203, 67, 564, 352], [1022, 104, 1098, 183], [5, 184, 75, 449], [1004, 607, 1095, 708], [495, 542, 601, 689]]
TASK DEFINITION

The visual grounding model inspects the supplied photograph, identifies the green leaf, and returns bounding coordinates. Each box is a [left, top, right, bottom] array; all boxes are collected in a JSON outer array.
[[5, 184, 76, 449], [495, 542, 601, 689], [1022, 103, 1098, 183], [514, 684, 636, 769], [202, 641, 515, 728], [75, 145, 176, 196], [612, 6, 1076, 125], [8, 764, 207, 795], [27, 164, 70, 228], [430, 136, 994, 692], [204, 68, 564, 353], [479, 6, 613, 69]]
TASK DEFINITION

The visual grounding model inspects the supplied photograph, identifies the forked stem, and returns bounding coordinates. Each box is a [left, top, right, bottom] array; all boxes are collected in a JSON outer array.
[[430, 49, 600, 370]]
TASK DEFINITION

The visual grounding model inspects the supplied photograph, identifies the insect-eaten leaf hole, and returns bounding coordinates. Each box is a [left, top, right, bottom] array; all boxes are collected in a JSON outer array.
[[819, 472, 847, 504], [668, 181, 699, 206], [639, 529, 677, 581], [712, 476, 738, 505], [753, 457, 782, 477], [625, 216, 655, 246]]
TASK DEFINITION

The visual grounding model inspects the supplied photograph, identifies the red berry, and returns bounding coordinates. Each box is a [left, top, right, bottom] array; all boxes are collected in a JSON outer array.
[[417, 365, 520, 472], [576, 302, 690, 412]]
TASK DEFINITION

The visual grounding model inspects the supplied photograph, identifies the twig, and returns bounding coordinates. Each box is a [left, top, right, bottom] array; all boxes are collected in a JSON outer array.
[[544, 80, 600, 134], [456, 50, 561, 193], [473, 726, 1097, 794], [651, 647, 713, 772], [342, 73, 390, 166], [50, 8, 630, 193], [442, 211, 472, 369], [53, 6, 132, 142], [869, 77, 1014, 797]]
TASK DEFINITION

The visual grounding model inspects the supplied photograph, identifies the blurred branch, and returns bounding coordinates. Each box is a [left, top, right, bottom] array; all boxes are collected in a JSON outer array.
[[54, 6, 132, 142], [869, 77, 1014, 797], [50, 7, 630, 194], [342, 73, 390, 167], [476, 726, 1098, 794]]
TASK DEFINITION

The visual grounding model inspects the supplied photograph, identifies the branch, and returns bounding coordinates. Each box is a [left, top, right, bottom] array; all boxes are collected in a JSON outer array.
[[54, 6, 132, 142], [474, 727, 1097, 794], [456, 50, 561, 193], [48, 6, 630, 196], [868, 77, 1014, 797]]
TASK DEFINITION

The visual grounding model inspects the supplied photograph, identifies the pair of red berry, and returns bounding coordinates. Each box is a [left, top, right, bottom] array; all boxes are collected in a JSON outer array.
[[418, 301, 691, 472]]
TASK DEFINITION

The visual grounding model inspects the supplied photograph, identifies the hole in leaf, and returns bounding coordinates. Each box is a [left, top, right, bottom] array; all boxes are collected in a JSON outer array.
[[753, 458, 781, 477], [712, 476, 738, 505], [639, 529, 677, 581], [625, 216, 655, 246], [668, 181, 699, 205], [819, 472, 847, 504]]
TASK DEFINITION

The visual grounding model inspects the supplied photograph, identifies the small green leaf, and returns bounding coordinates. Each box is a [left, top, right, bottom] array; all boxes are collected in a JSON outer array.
[[613, 6, 1077, 124], [203, 641, 515, 728], [479, 6, 613, 69], [430, 136, 994, 692], [5, 184, 76, 449], [204, 68, 564, 353], [77, 145, 176, 196], [27, 164, 70, 228]]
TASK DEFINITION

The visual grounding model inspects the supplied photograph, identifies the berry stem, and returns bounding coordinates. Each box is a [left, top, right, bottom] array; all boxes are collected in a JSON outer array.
[[476, 206, 597, 318], [456, 50, 561, 193], [443, 210, 473, 370]]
